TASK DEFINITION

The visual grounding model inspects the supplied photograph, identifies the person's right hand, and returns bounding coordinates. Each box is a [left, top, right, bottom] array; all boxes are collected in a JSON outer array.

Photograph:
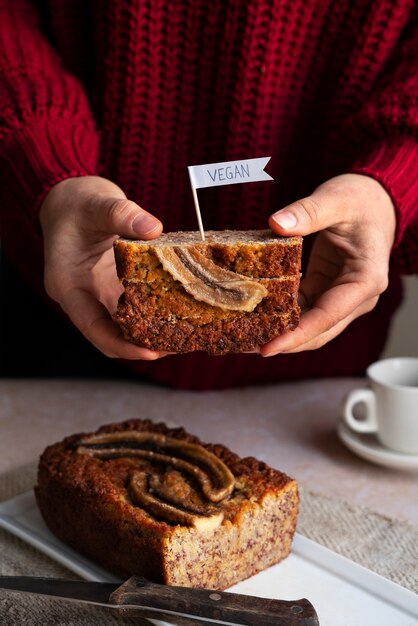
[[39, 175, 165, 360]]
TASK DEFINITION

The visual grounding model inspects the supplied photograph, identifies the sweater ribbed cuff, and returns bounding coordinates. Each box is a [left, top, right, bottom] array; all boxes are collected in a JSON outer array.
[[350, 136, 418, 250], [0, 118, 99, 297], [0, 118, 99, 229]]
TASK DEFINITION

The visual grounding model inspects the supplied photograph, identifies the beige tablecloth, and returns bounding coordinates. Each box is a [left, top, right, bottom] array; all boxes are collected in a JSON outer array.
[[0, 463, 417, 625]]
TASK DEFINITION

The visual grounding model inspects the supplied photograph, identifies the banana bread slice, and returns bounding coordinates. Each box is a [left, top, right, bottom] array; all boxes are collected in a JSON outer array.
[[113, 230, 302, 355], [35, 419, 299, 590]]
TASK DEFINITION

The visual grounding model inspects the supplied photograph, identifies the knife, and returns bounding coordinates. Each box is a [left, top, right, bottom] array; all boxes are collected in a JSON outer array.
[[0, 574, 319, 625]]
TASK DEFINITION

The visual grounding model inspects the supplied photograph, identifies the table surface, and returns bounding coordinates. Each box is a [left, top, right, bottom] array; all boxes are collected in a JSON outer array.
[[0, 377, 417, 527]]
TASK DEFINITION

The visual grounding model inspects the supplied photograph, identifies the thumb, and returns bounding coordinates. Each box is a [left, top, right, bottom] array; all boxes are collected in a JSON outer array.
[[89, 195, 163, 240], [269, 193, 338, 237]]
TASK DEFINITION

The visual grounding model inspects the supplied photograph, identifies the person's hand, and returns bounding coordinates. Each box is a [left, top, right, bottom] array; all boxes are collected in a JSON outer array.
[[261, 173, 396, 356], [39, 175, 165, 360]]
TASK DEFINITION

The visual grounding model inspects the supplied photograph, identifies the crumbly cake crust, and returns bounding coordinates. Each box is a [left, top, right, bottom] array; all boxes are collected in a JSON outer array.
[[36, 419, 299, 589], [113, 230, 302, 355]]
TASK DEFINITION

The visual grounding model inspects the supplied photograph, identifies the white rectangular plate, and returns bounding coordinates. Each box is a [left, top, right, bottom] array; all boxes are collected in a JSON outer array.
[[0, 491, 417, 626]]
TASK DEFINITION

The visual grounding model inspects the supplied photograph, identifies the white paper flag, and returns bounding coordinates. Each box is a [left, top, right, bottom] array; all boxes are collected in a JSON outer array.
[[188, 157, 273, 240], [188, 157, 272, 189]]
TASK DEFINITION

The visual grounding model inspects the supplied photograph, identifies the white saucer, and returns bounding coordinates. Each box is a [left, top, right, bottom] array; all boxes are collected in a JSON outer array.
[[337, 420, 418, 472]]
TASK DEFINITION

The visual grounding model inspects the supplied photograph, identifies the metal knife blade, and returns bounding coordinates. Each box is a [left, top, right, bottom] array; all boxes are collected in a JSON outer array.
[[0, 575, 320, 626], [0, 576, 117, 605]]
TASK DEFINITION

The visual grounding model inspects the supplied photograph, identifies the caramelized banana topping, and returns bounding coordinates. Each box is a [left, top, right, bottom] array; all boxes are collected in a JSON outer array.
[[77, 431, 235, 529], [130, 472, 224, 531], [155, 246, 267, 312]]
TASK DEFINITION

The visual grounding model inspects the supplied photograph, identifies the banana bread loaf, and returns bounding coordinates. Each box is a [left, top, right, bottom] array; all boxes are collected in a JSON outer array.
[[36, 419, 299, 589], [113, 230, 302, 355]]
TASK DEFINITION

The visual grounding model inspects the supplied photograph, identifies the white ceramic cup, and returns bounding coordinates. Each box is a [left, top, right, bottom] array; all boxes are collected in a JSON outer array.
[[343, 357, 418, 454]]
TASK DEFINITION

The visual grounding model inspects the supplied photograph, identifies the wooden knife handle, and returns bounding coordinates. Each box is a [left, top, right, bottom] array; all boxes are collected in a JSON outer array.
[[110, 576, 320, 626]]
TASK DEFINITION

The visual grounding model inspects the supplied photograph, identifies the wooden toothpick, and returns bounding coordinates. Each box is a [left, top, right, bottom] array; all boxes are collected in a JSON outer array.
[[188, 167, 205, 241], [191, 186, 205, 241]]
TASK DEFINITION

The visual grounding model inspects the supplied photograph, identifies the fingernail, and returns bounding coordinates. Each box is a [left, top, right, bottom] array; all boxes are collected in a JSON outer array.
[[271, 211, 297, 230], [132, 213, 160, 235]]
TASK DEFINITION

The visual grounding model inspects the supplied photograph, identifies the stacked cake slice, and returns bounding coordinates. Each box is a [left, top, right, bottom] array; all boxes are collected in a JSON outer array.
[[113, 229, 302, 355]]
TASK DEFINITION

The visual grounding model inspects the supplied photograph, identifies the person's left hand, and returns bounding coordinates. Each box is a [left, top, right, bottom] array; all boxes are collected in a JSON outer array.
[[261, 173, 396, 356]]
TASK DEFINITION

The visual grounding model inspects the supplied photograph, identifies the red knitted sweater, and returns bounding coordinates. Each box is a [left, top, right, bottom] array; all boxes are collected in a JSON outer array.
[[0, 0, 417, 389]]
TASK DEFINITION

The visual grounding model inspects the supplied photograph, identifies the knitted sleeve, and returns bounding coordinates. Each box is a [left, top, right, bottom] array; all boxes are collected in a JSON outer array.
[[348, 17, 418, 275], [0, 0, 99, 293]]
